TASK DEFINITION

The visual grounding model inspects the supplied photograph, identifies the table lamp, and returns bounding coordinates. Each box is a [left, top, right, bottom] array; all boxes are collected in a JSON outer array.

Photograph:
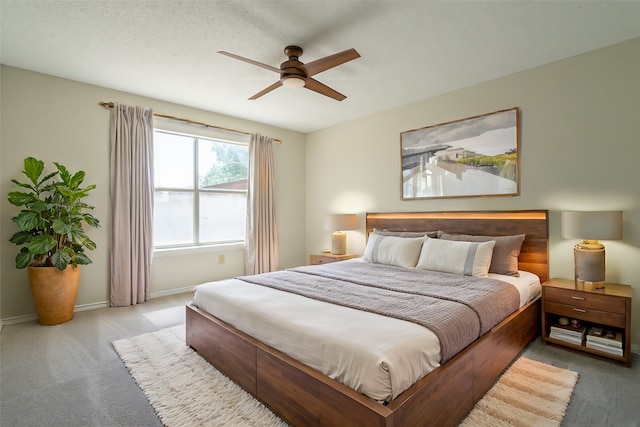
[[561, 211, 623, 289], [326, 214, 357, 255]]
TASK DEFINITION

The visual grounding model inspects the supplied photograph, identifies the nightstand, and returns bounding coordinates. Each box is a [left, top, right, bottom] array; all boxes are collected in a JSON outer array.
[[541, 278, 632, 367], [309, 253, 358, 265]]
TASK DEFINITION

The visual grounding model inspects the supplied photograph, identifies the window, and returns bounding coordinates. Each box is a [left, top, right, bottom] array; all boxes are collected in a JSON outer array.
[[153, 129, 249, 248]]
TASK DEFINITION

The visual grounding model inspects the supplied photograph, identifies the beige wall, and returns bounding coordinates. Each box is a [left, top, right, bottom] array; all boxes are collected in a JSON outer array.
[[305, 38, 640, 348], [0, 66, 306, 321], [2, 38, 639, 349]]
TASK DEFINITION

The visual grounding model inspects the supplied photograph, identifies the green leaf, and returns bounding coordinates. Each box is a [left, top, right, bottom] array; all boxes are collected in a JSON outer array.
[[69, 171, 86, 189], [67, 228, 87, 246], [9, 180, 36, 191], [83, 214, 101, 228], [54, 162, 69, 179], [82, 237, 97, 251], [8, 191, 35, 207], [27, 234, 57, 255], [52, 218, 73, 235], [54, 185, 72, 199], [9, 230, 33, 245], [23, 157, 44, 185], [38, 171, 58, 188], [74, 252, 93, 265], [40, 182, 57, 193], [29, 200, 50, 212], [51, 251, 72, 270], [13, 210, 42, 231], [16, 255, 32, 269], [16, 248, 32, 269]]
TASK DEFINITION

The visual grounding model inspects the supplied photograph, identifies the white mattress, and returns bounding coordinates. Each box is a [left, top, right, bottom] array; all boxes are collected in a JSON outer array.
[[191, 265, 540, 403], [488, 270, 542, 307]]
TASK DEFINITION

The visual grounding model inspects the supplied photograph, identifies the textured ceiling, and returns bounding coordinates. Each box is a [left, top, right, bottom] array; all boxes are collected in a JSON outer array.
[[2, 1, 640, 133]]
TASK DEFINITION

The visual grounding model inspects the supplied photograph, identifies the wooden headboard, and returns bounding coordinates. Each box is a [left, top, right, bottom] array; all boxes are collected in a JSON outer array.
[[365, 210, 549, 283]]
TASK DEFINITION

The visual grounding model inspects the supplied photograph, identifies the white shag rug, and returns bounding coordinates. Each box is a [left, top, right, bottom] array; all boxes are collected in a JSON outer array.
[[114, 326, 578, 427], [113, 326, 287, 427]]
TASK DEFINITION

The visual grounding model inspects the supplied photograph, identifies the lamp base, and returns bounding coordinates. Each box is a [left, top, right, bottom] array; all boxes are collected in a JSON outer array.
[[574, 241, 606, 289], [331, 231, 347, 255], [576, 279, 605, 291]]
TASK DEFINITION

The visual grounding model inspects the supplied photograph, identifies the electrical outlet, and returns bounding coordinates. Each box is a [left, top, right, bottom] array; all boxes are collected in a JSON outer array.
[[218, 254, 225, 264]]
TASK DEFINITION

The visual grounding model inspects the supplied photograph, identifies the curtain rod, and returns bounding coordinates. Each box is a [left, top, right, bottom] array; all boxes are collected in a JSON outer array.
[[99, 101, 282, 143]]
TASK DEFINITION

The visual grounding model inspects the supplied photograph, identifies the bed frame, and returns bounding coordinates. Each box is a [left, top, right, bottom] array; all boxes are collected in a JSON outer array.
[[186, 210, 549, 426]]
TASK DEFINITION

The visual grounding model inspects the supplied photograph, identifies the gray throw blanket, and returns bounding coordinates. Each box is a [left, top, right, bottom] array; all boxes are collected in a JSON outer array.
[[236, 261, 520, 363]]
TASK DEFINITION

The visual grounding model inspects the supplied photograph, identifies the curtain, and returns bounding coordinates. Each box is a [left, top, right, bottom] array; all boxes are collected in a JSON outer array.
[[245, 133, 278, 275], [109, 103, 154, 306]]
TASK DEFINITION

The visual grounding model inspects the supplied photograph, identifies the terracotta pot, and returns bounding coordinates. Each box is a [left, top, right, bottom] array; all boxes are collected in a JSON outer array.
[[28, 265, 80, 326]]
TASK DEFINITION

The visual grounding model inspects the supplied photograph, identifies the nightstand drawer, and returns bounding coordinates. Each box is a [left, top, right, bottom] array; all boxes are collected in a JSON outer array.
[[544, 301, 627, 328], [310, 255, 338, 265], [544, 287, 626, 314], [309, 253, 358, 265]]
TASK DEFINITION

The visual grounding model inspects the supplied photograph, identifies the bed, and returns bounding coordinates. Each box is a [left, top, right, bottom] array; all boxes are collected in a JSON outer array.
[[186, 210, 549, 426]]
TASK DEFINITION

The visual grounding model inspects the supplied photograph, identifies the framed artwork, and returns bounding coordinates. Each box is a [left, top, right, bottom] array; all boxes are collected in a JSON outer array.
[[400, 107, 520, 200]]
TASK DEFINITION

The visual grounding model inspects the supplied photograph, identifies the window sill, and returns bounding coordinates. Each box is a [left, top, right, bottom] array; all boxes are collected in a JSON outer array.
[[153, 242, 244, 258]]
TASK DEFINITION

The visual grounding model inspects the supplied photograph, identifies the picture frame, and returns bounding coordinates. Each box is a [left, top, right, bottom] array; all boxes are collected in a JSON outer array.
[[400, 107, 520, 200]]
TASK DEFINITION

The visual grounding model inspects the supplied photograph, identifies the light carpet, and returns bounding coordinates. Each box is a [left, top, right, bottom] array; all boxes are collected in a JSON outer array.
[[113, 326, 578, 427]]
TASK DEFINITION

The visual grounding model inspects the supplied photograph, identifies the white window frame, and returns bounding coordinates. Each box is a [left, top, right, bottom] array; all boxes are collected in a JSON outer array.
[[153, 118, 250, 253]]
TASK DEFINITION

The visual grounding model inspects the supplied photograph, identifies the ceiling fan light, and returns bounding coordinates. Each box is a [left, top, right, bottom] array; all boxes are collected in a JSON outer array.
[[282, 76, 305, 89]]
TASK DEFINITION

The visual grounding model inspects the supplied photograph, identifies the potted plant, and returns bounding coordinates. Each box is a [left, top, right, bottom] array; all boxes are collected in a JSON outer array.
[[8, 157, 100, 325]]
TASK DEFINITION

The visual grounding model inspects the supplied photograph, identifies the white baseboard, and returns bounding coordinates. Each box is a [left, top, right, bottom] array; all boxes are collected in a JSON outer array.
[[0, 288, 194, 326], [76, 301, 110, 311], [1, 313, 38, 325], [0, 300, 110, 325], [150, 285, 196, 299]]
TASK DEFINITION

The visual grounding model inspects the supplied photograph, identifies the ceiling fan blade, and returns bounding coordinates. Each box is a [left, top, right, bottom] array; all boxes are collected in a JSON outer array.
[[300, 48, 360, 77], [248, 81, 283, 100], [303, 78, 347, 101], [218, 51, 281, 73]]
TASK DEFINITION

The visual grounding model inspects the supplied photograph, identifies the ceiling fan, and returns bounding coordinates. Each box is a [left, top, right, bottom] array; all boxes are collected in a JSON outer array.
[[218, 45, 360, 101]]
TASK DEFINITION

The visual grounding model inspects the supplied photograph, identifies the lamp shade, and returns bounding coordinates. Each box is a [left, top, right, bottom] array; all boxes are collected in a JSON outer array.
[[561, 211, 622, 289], [561, 211, 623, 240], [326, 214, 358, 231], [326, 214, 357, 255]]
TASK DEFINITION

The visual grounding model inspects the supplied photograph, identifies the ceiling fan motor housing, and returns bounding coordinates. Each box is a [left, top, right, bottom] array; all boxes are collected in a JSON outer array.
[[284, 45, 303, 58], [281, 46, 307, 82]]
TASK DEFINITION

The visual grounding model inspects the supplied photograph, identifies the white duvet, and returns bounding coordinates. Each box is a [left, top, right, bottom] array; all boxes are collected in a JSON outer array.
[[191, 262, 540, 403]]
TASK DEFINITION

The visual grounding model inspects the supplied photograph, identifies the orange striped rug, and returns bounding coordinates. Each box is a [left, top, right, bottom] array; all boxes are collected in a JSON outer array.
[[459, 357, 578, 427]]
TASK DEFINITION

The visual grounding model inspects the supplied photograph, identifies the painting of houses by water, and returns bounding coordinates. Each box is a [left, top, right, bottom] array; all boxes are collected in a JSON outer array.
[[401, 108, 519, 199]]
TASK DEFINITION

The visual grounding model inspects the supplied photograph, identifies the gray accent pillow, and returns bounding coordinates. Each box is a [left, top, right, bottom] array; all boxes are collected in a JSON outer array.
[[437, 231, 525, 277]]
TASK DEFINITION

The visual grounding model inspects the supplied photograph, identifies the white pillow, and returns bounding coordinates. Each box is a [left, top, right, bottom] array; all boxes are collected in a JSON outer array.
[[416, 237, 495, 277], [363, 234, 424, 268]]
